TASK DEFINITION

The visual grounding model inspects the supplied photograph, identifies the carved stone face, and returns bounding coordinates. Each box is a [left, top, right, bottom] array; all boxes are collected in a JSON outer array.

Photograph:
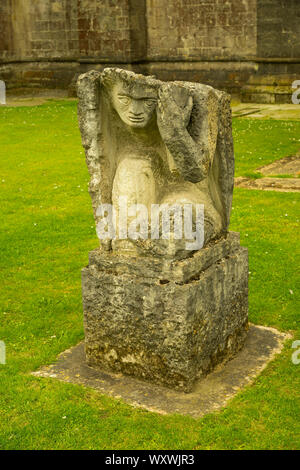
[[111, 81, 157, 128]]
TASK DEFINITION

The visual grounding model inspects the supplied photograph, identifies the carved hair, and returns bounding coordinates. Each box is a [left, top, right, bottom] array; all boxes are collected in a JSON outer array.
[[101, 67, 161, 94]]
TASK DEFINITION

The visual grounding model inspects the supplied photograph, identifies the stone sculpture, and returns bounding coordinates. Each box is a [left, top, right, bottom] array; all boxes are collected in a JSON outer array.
[[77, 68, 248, 392]]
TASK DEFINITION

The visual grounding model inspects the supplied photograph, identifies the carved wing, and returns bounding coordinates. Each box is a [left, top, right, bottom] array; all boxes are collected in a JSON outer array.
[[177, 81, 234, 231], [212, 89, 235, 230], [77, 70, 117, 249], [77, 70, 104, 214]]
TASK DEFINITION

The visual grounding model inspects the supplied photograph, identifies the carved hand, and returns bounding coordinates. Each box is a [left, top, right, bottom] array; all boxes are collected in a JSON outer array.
[[157, 84, 193, 140], [156, 83, 209, 183]]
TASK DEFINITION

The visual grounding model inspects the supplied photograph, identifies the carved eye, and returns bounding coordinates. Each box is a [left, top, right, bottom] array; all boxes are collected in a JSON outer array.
[[145, 100, 156, 108], [118, 96, 130, 105]]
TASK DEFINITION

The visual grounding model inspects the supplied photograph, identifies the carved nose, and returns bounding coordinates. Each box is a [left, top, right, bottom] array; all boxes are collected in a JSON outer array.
[[129, 101, 143, 115]]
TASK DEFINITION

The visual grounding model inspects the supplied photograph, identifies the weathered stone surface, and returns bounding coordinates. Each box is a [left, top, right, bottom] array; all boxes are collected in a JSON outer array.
[[33, 324, 289, 418], [78, 68, 248, 390], [88, 231, 241, 284], [82, 233, 248, 392], [77, 67, 234, 258]]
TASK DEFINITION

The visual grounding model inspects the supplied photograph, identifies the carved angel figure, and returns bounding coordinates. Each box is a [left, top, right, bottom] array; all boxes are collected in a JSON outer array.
[[77, 68, 234, 259]]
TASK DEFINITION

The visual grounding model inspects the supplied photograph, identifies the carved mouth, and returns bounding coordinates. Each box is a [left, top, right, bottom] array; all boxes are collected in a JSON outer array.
[[128, 115, 145, 123]]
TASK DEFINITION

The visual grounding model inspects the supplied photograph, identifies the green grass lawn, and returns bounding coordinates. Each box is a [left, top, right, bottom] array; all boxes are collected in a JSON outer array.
[[0, 101, 299, 450], [232, 118, 300, 177]]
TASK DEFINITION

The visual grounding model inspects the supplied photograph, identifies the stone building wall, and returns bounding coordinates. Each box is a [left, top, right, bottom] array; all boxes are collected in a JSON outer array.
[[257, 0, 300, 58], [146, 0, 256, 60], [0, 0, 299, 101], [241, 0, 300, 102], [4, 0, 128, 60], [144, 0, 258, 93], [0, 0, 12, 60]]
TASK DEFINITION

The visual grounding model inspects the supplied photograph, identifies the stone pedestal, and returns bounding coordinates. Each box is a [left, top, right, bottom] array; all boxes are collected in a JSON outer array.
[[82, 232, 248, 392]]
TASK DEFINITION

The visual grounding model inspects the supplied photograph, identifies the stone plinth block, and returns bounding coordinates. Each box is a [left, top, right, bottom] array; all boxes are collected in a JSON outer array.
[[82, 232, 248, 392]]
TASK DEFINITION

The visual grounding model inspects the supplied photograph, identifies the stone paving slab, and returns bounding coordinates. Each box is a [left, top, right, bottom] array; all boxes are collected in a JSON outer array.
[[235, 176, 300, 192], [32, 325, 289, 418], [2, 90, 75, 107], [258, 153, 300, 177], [235, 152, 300, 192], [232, 103, 300, 120]]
